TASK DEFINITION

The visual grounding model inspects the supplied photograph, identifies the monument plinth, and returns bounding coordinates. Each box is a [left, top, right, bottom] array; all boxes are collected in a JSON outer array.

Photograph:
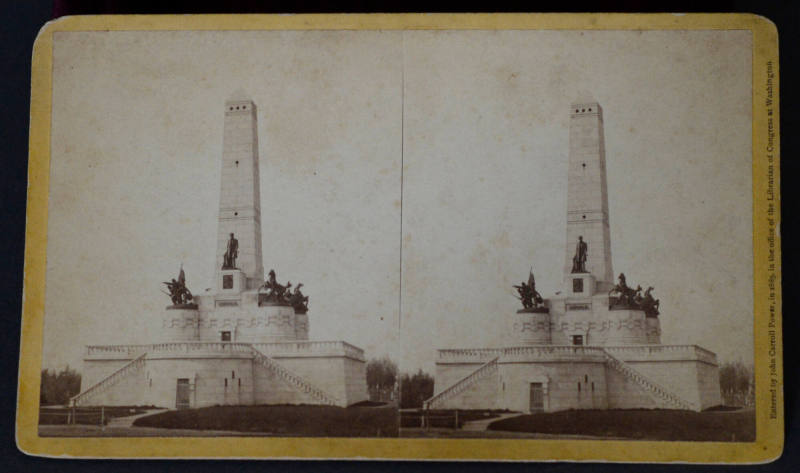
[[159, 306, 200, 342], [511, 309, 552, 345], [218, 269, 247, 293], [294, 312, 309, 340], [596, 309, 648, 345], [645, 317, 662, 344], [516, 307, 550, 314], [565, 273, 596, 297]]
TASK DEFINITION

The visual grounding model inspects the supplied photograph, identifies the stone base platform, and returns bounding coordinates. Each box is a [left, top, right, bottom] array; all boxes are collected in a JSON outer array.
[[74, 341, 367, 409], [427, 344, 721, 413]]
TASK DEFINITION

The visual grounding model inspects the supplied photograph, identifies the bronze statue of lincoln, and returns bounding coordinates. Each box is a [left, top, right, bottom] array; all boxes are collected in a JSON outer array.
[[222, 232, 238, 269], [571, 235, 588, 273]]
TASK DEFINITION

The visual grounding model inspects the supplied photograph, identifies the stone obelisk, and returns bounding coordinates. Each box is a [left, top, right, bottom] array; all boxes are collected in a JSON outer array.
[[563, 96, 613, 289], [215, 90, 264, 291]]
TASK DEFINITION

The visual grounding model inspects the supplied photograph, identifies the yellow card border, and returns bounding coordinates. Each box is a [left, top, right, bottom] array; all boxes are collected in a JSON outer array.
[[17, 13, 782, 462]]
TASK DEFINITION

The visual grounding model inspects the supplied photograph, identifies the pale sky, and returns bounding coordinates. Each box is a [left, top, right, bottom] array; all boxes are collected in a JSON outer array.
[[42, 29, 753, 375]]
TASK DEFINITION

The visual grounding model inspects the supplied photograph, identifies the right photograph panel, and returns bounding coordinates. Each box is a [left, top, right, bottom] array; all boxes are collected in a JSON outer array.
[[399, 30, 753, 441]]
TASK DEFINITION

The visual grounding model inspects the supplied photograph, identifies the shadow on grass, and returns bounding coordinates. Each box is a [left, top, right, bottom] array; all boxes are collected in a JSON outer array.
[[487, 408, 755, 441], [132, 404, 399, 437]]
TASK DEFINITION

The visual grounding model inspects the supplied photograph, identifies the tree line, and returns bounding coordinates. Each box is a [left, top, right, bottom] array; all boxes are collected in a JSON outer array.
[[719, 361, 754, 407], [40, 366, 82, 405], [367, 357, 434, 408]]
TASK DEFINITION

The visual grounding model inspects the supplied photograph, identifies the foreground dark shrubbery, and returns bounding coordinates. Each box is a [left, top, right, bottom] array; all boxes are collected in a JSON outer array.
[[487, 408, 755, 441], [39, 406, 155, 425], [703, 405, 742, 412], [349, 400, 388, 407], [133, 404, 399, 437], [400, 409, 509, 428]]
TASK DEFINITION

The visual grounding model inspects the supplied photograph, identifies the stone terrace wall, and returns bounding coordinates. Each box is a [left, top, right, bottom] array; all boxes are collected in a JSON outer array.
[[605, 362, 658, 409], [695, 360, 723, 409], [434, 368, 500, 410], [500, 361, 608, 412]]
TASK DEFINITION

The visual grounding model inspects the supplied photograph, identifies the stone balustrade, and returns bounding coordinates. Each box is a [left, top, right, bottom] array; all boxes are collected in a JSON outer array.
[[86, 345, 150, 357], [252, 341, 365, 360], [437, 344, 717, 365], [437, 346, 605, 361], [503, 346, 609, 363], [604, 345, 718, 365], [436, 348, 506, 361], [86, 340, 365, 361]]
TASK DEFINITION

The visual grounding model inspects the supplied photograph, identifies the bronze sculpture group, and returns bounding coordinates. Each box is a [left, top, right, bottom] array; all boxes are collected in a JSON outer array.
[[180, 233, 660, 319], [163, 267, 194, 306], [513, 269, 545, 310], [259, 269, 310, 314], [512, 236, 660, 318], [608, 273, 660, 317], [163, 262, 310, 314]]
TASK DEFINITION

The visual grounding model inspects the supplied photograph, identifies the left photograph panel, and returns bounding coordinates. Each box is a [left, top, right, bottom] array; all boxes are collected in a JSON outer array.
[[39, 30, 403, 437]]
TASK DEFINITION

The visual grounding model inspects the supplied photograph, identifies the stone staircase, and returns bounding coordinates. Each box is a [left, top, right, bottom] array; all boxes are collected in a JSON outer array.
[[424, 356, 499, 410], [602, 349, 698, 411], [249, 346, 340, 406], [71, 353, 148, 407]]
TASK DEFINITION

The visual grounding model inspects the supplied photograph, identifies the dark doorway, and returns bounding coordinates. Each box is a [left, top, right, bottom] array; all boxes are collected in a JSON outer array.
[[176, 378, 191, 410], [572, 335, 584, 346], [529, 382, 544, 412]]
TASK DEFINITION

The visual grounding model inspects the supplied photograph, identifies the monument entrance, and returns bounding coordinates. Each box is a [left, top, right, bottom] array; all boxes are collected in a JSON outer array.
[[176, 378, 191, 410], [529, 383, 544, 412]]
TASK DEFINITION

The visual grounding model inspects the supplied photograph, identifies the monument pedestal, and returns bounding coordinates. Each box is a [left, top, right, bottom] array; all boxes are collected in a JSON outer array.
[[600, 309, 648, 345], [159, 306, 200, 342], [218, 269, 246, 293], [294, 312, 309, 340], [645, 316, 661, 344], [510, 308, 551, 345], [233, 303, 298, 342], [565, 273, 596, 297]]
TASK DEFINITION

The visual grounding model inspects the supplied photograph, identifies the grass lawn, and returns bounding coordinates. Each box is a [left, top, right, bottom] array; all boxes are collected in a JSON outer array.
[[133, 404, 398, 437], [488, 408, 755, 441]]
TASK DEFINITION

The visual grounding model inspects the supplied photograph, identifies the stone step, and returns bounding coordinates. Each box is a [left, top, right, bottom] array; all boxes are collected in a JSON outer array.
[[425, 357, 499, 409], [249, 346, 339, 406], [602, 349, 695, 410], [71, 353, 148, 407]]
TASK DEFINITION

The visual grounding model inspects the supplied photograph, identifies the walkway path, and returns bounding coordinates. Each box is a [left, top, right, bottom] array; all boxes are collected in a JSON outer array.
[[38, 424, 282, 437], [106, 408, 169, 428], [461, 412, 522, 431]]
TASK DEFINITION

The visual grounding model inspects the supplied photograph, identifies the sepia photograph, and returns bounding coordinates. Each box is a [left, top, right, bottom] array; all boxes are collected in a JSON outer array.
[[17, 14, 782, 462]]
